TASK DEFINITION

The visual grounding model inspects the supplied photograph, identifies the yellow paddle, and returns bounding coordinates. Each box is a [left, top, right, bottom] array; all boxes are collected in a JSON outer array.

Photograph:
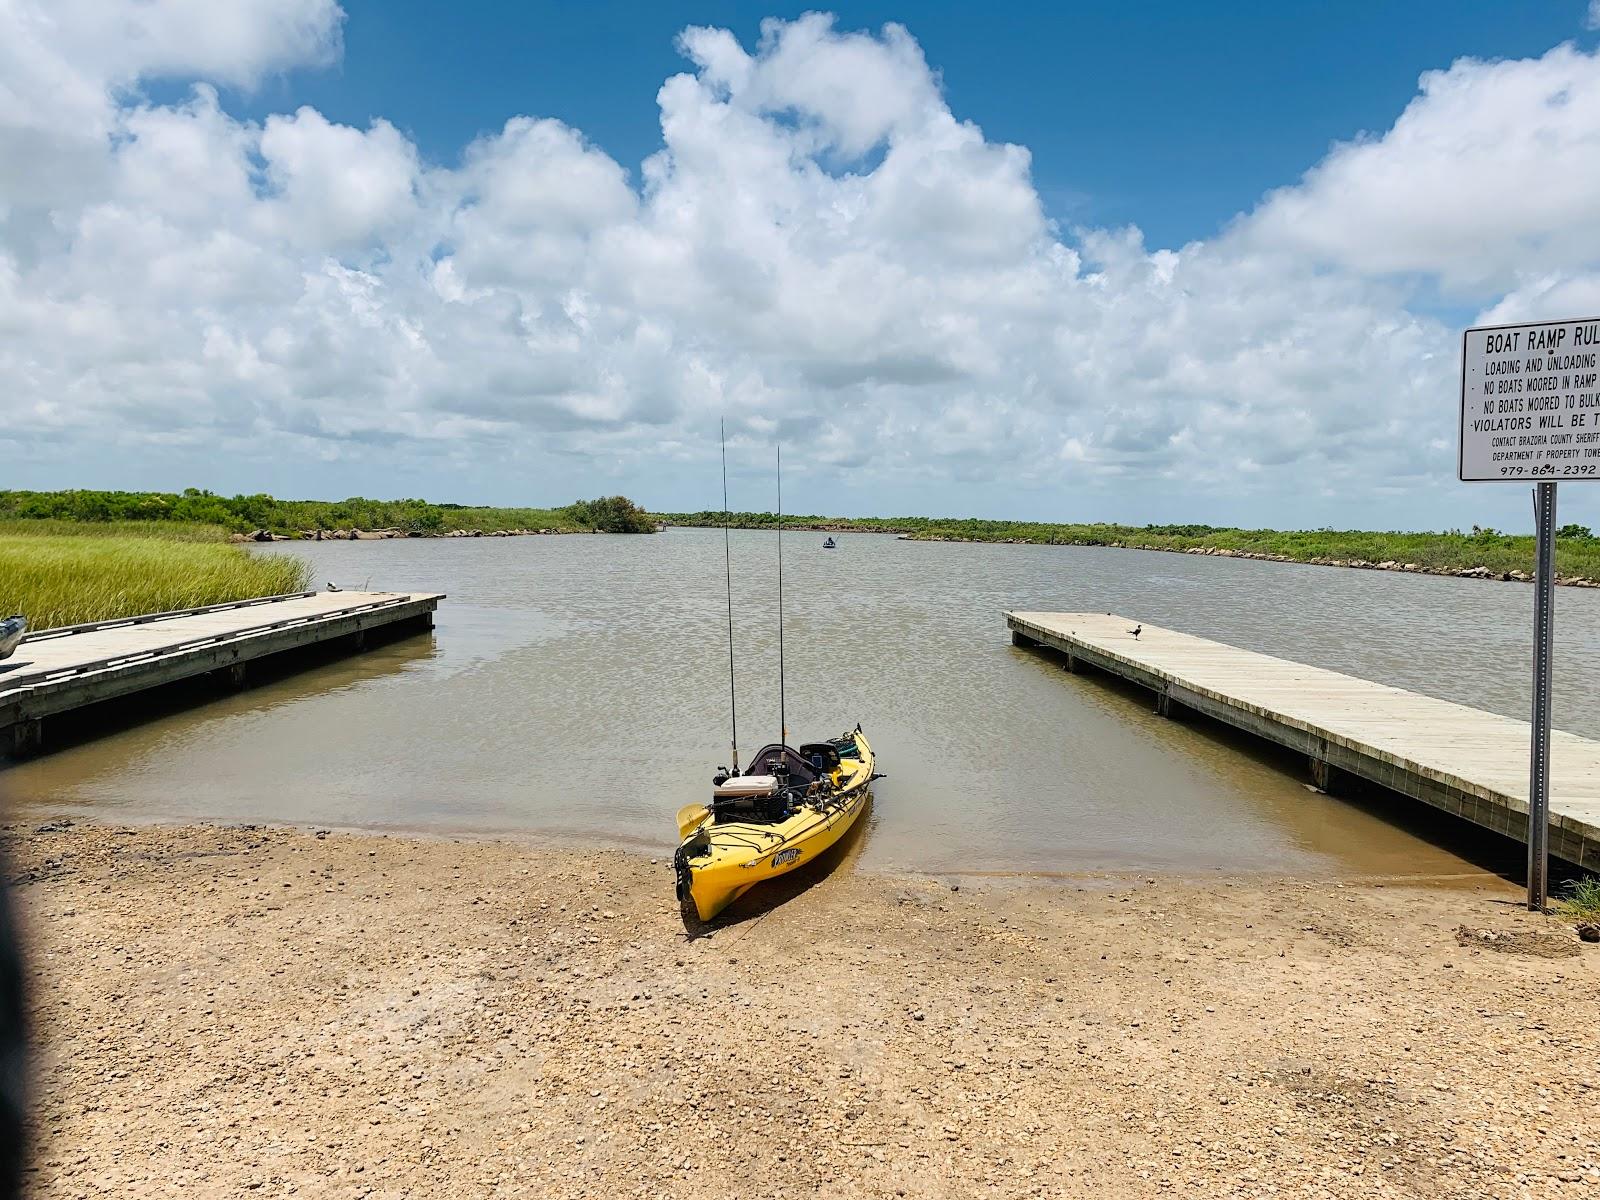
[[676, 803, 709, 840]]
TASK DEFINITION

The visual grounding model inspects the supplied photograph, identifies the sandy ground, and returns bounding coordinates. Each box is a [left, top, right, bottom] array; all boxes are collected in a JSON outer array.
[[6, 819, 1599, 1199]]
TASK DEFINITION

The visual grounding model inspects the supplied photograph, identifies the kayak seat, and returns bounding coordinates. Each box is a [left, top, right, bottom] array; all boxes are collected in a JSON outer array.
[[746, 743, 820, 786]]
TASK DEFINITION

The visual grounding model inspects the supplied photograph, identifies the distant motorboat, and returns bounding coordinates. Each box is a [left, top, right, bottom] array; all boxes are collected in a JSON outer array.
[[0, 614, 27, 660], [822, 536, 837, 549]]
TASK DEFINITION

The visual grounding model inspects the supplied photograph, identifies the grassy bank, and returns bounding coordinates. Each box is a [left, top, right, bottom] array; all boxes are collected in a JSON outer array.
[[1559, 876, 1600, 922], [0, 489, 655, 536], [0, 518, 228, 542], [0, 521, 312, 630], [658, 512, 1600, 581]]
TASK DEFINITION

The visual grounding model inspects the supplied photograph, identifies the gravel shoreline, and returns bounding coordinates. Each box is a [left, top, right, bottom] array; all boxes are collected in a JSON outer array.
[[9, 821, 1599, 1198]]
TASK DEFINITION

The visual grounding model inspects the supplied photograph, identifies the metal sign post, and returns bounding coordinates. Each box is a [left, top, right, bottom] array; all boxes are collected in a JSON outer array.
[[1528, 481, 1556, 910], [1460, 317, 1600, 912]]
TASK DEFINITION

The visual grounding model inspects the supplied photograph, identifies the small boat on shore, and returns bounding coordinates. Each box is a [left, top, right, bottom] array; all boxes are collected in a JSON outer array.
[[0, 615, 26, 661], [822, 536, 837, 548], [674, 727, 877, 921], [675, 430, 879, 923]]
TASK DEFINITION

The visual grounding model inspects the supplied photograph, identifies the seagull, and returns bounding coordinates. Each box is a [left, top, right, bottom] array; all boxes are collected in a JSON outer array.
[[1128, 624, 1142, 637], [326, 581, 341, 592]]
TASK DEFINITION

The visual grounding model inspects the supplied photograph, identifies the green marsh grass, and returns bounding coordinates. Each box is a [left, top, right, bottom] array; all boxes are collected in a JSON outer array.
[[0, 523, 312, 630], [1557, 876, 1600, 922], [432, 507, 585, 533], [0, 489, 656, 535], [0, 518, 230, 542]]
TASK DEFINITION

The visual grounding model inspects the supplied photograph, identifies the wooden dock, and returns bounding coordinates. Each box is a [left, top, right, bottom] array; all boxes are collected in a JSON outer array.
[[1007, 611, 1600, 870], [1, 590, 442, 756]]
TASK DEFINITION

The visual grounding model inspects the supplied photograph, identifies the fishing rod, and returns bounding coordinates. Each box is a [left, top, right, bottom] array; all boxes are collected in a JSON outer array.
[[721, 419, 738, 774], [776, 442, 787, 750]]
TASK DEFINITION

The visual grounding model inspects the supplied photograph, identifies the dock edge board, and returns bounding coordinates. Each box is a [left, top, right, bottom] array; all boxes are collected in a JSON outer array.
[[1006, 611, 1599, 871], [0, 593, 442, 744]]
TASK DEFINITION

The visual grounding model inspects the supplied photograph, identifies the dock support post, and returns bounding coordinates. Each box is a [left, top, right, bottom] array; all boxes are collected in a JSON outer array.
[[1011, 630, 1035, 648], [351, 629, 368, 652], [225, 663, 248, 690], [1064, 653, 1078, 674], [7, 718, 42, 759], [1309, 757, 1332, 793], [1154, 687, 1171, 718]]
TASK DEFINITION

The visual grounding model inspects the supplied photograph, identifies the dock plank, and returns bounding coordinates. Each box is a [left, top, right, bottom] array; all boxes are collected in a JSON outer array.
[[1006, 611, 1600, 870], [2, 591, 441, 753]]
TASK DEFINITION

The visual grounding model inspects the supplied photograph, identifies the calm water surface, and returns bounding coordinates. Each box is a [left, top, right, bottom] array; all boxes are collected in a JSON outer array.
[[8, 530, 1598, 877]]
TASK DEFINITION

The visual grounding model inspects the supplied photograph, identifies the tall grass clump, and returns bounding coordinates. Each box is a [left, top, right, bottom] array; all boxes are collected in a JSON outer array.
[[1557, 876, 1600, 922], [0, 529, 312, 630]]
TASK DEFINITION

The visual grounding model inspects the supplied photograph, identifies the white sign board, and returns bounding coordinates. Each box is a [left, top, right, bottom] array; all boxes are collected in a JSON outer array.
[[1460, 318, 1600, 481]]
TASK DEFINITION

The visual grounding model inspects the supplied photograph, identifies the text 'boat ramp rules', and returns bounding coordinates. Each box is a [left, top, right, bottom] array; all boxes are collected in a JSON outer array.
[[1460, 317, 1600, 481]]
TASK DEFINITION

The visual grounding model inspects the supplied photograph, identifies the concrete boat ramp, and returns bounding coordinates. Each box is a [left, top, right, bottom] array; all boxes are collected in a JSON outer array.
[[1, 590, 441, 756], [1007, 611, 1600, 870]]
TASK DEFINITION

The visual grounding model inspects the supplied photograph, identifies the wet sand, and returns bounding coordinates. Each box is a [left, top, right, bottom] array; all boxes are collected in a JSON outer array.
[[10, 821, 1600, 1199]]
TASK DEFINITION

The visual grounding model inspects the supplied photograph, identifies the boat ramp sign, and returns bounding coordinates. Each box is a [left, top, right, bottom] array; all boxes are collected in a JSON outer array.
[[1459, 317, 1600, 481], [1459, 316, 1600, 912]]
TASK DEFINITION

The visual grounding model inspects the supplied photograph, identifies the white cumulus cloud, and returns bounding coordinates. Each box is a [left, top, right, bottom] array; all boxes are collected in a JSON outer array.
[[1244, 43, 1600, 292], [1, 2, 1599, 527]]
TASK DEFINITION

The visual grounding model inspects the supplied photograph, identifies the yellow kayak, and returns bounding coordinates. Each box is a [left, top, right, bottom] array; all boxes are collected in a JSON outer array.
[[673, 727, 876, 922]]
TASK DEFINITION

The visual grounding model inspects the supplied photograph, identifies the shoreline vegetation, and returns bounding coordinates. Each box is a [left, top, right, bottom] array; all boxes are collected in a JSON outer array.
[[0, 520, 312, 630], [0, 491, 651, 629], [7, 488, 1600, 628], [0, 489, 657, 539], [658, 511, 1600, 587]]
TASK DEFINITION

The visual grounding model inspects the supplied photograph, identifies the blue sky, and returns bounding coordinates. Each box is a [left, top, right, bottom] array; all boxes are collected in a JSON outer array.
[[9, 1, 1600, 530], [226, 1, 1592, 251]]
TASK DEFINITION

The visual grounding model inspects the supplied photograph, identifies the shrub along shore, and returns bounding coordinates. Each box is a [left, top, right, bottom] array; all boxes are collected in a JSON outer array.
[[657, 512, 1600, 586], [0, 490, 657, 538]]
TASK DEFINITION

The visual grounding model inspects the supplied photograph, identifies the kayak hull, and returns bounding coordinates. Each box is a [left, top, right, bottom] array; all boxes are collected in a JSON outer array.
[[676, 729, 875, 922]]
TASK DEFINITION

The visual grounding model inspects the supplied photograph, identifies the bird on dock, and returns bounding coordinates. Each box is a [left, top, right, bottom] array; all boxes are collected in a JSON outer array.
[[1128, 624, 1142, 637], [326, 581, 341, 592]]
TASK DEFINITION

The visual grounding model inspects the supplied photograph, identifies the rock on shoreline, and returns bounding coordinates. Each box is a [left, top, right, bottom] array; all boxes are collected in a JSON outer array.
[[1172, 544, 1596, 586], [892, 533, 1599, 588], [231, 527, 592, 543]]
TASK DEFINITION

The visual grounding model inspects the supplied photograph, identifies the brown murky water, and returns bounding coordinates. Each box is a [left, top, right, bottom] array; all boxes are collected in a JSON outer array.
[[7, 530, 1597, 876]]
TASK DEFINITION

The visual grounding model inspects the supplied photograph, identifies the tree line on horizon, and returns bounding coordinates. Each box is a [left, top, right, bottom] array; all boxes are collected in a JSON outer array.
[[6, 490, 1598, 565], [657, 510, 1597, 541], [0, 489, 657, 536], [654, 510, 1600, 578]]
